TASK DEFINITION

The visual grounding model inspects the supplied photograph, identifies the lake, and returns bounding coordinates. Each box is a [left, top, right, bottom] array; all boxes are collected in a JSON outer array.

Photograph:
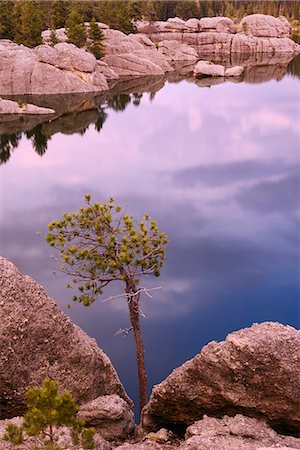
[[1, 57, 299, 413]]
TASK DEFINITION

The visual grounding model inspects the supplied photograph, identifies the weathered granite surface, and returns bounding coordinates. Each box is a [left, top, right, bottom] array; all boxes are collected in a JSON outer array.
[[0, 257, 133, 419], [137, 14, 299, 56], [0, 40, 108, 95], [78, 395, 135, 441], [0, 98, 55, 115], [142, 322, 300, 436]]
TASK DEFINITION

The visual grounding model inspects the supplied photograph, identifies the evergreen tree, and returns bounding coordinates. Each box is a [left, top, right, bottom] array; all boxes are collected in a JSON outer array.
[[13, 0, 43, 48], [88, 18, 105, 59], [50, 28, 59, 45], [0, 1, 15, 39], [66, 8, 87, 48], [51, 0, 71, 29], [46, 196, 168, 415], [3, 378, 95, 450], [26, 124, 49, 156]]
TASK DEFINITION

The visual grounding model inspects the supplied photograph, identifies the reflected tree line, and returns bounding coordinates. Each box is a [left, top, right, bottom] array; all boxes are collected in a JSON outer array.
[[287, 54, 300, 79], [0, 92, 149, 164]]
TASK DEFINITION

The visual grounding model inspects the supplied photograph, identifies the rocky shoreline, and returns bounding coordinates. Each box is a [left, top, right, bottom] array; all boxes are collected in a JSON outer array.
[[0, 13, 299, 114], [0, 257, 299, 449]]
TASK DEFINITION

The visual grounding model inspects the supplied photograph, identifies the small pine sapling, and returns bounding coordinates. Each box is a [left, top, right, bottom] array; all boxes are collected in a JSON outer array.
[[2, 378, 95, 450]]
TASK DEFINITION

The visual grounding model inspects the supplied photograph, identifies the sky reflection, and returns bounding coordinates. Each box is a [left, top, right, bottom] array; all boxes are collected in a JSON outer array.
[[1, 74, 300, 410]]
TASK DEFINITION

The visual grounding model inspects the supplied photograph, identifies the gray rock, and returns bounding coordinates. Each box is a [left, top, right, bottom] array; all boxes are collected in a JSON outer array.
[[184, 19, 200, 32], [114, 443, 175, 450], [102, 54, 166, 77], [142, 322, 300, 435], [165, 17, 186, 32], [194, 60, 225, 77], [237, 14, 291, 38], [36, 43, 97, 72], [231, 33, 299, 54], [158, 40, 198, 61], [257, 448, 300, 450], [0, 98, 55, 115], [183, 414, 300, 450], [145, 428, 172, 444], [0, 41, 109, 95], [181, 415, 300, 450], [128, 33, 156, 48], [97, 61, 120, 80], [199, 17, 235, 33], [225, 65, 244, 77], [41, 27, 68, 45], [0, 257, 133, 419], [78, 395, 135, 441]]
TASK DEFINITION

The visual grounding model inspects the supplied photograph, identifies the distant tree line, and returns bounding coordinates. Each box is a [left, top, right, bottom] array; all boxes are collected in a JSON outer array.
[[0, 0, 299, 46]]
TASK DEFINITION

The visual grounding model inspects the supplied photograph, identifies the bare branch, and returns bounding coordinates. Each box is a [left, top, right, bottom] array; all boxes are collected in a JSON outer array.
[[101, 286, 161, 303], [114, 327, 133, 337], [139, 307, 147, 319]]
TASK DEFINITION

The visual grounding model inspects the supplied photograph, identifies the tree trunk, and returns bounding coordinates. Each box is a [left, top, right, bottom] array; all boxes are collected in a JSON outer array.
[[126, 285, 148, 416]]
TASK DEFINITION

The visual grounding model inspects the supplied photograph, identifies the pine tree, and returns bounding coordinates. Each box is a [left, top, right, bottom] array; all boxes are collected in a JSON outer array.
[[51, 0, 71, 28], [88, 18, 105, 59], [66, 8, 87, 48], [13, 0, 43, 48], [46, 196, 168, 415], [0, 1, 15, 39], [3, 378, 95, 450]]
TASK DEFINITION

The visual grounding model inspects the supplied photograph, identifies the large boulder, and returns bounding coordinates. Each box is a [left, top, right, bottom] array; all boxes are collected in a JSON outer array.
[[194, 60, 225, 77], [184, 18, 200, 32], [199, 17, 235, 33], [0, 41, 109, 95], [128, 33, 156, 48], [36, 43, 97, 72], [164, 17, 186, 32], [158, 40, 198, 61], [180, 415, 300, 450], [0, 257, 133, 419], [102, 53, 168, 77], [0, 98, 55, 115], [78, 395, 135, 441], [142, 322, 300, 435], [196, 32, 233, 55], [237, 14, 291, 38], [225, 66, 244, 77], [231, 34, 300, 54]]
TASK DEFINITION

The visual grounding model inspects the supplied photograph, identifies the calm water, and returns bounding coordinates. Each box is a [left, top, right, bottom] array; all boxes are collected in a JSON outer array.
[[1, 61, 300, 411]]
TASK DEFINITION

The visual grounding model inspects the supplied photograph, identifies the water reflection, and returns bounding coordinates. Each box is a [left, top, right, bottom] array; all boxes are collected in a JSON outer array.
[[1, 54, 299, 165], [1, 56, 300, 411], [0, 94, 137, 164]]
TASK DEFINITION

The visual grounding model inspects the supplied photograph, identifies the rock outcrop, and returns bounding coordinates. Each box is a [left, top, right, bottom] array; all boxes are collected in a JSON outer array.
[[181, 415, 300, 450], [0, 40, 109, 95], [237, 14, 291, 38], [199, 17, 235, 33], [194, 60, 225, 77], [0, 98, 55, 115], [1, 14, 299, 96], [136, 14, 300, 56], [78, 395, 135, 441], [193, 61, 244, 78], [0, 257, 133, 419], [142, 322, 300, 435], [157, 41, 198, 61]]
